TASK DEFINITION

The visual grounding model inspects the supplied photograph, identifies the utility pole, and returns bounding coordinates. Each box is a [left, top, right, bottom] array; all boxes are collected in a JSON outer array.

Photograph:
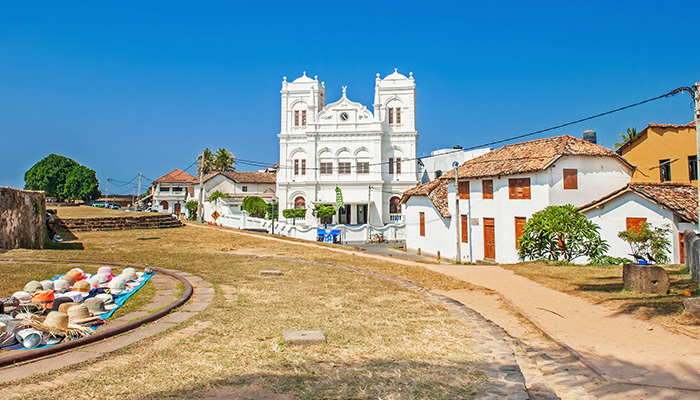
[[132, 186, 136, 210], [105, 179, 109, 207], [367, 185, 372, 241], [197, 150, 205, 223], [137, 173, 143, 208], [453, 161, 462, 263], [694, 82, 700, 232]]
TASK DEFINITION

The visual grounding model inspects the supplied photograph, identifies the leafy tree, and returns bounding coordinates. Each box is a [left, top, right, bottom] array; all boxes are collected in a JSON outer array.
[[282, 208, 307, 225], [614, 127, 637, 149], [518, 205, 608, 262], [185, 200, 199, 221], [196, 148, 214, 175], [312, 204, 336, 228], [213, 148, 236, 172], [24, 154, 101, 202], [208, 190, 229, 202], [241, 196, 268, 218], [618, 222, 671, 264]]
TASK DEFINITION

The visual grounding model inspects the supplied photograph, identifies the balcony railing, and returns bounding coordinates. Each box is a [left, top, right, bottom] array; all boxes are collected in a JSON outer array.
[[389, 213, 404, 223]]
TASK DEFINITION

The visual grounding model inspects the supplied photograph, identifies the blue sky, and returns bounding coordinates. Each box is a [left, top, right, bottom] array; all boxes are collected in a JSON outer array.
[[1, 1, 698, 194]]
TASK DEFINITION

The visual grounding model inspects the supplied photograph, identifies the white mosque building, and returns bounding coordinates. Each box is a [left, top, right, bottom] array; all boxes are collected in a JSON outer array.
[[276, 69, 419, 226]]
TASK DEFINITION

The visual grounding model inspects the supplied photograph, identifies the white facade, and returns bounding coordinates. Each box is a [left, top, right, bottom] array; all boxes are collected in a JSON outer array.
[[276, 70, 419, 226], [583, 190, 694, 264], [405, 154, 632, 264], [188, 171, 277, 217], [419, 147, 492, 183]]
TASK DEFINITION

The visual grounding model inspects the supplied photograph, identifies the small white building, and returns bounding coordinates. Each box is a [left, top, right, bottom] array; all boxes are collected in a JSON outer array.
[[276, 70, 419, 226], [402, 135, 633, 263], [151, 168, 197, 215], [580, 183, 697, 264], [419, 147, 492, 183], [190, 171, 277, 215]]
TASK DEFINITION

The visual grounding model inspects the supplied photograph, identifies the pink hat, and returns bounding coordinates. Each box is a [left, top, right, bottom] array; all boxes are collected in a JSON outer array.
[[97, 266, 116, 281]]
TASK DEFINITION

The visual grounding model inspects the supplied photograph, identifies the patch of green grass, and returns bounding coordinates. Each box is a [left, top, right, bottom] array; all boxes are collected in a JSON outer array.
[[108, 280, 156, 320]]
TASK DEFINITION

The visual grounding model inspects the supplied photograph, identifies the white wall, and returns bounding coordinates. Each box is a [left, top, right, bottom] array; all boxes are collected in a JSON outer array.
[[405, 196, 453, 259], [548, 155, 632, 207], [583, 191, 686, 264]]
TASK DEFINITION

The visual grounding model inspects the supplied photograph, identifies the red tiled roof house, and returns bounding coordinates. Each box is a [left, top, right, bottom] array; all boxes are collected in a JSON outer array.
[[401, 135, 633, 263]]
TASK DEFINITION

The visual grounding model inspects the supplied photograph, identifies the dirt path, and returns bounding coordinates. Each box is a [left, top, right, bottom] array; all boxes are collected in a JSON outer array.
[[187, 224, 700, 396]]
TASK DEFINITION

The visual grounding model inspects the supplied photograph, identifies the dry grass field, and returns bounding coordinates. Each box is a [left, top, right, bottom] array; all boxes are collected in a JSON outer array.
[[47, 205, 152, 218], [501, 262, 700, 336], [0, 225, 485, 399]]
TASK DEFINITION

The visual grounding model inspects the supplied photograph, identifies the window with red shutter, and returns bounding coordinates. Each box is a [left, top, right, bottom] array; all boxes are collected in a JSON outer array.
[[626, 217, 647, 232], [508, 178, 531, 199], [396, 158, 401, 174], [294, 160, 299, 175], [482, 180, 493, 199], [419, 212, 425, 237], [461, 215, 468, 243], [388, 108, 394, 124], [301, 159, 306, 175], [301, 110, 307, 126], [389, 158, 394, 174], [294, 110, 299, 127], [563, 169, 578, 189], [396, 108, 401, 124], [458, 181, 470, 199], [515, 217, 527, 248]]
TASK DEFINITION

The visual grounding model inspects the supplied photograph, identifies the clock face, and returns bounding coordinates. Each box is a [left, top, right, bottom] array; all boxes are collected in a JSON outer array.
[[340, 112, 349, 121]]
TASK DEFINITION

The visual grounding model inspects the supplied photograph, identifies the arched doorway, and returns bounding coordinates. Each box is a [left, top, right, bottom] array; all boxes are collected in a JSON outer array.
[[294, 196, 305, 209], [160, 200, 169, 212], [389, 196, 401, 222]]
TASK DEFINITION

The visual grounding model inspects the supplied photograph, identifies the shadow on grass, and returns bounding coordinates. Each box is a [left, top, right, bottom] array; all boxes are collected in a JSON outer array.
[[44, 241, 84, 250]]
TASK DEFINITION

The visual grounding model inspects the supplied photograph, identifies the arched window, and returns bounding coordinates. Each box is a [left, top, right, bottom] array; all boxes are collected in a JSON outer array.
[[294, 196, 306, 209], [389, 196, 401, 214], [160, 200, 169, 210]]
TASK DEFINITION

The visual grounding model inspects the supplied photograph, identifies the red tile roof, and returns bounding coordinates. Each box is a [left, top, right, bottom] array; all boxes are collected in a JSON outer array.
[[579, 182, 698, 223], [401, 179, 451, 218], [153, 169, 197, 183], [647, 121, 695, 129], [203, 171, 277, 184], [441, 135, 628, 180]]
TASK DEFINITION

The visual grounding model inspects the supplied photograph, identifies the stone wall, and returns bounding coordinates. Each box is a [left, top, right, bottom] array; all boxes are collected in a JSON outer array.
[[683, 229, 700, 283], [0, 187, 46, 250], [48, 214, 183, 232]]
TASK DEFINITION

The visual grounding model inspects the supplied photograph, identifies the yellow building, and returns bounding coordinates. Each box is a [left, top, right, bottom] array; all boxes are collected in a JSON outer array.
[[617, 122, 697, 187]]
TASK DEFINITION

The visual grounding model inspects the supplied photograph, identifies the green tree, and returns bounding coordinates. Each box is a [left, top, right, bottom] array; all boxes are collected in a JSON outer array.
[[196, 148, 214, 175], [213, 148, 236, 172], [24, 154, 101, 202], [267, 202, 278, 220], [282, 208, 307, 225], [518, 205, 608, 262], [618, 222, 671, 264], [185, 200, 199, 221], [614, 127, 637, 149], [208, 190, 229, 202], [312, 204, 336, 228], [241, 196, 268, 218]]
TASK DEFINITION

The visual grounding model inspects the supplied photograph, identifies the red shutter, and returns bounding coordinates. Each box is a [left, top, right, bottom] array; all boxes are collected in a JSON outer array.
[[294, 110, 299, 126], [509, 179, 516, 199], [563, 169, 578, 189], [419, 212, 425, 237], [458, 181, 470, 199], [461, 215, 469, 243], [482, 180, 493, 199], [388, 108, 394, 124], [301, 159, 306, 175], [396, 108, 401, 124], [522, 178, 531, 199], [626, 217, 647, 232], [389, 158, 394, 174], [294, 160, 299, 175], [396, 158, 402, 174]]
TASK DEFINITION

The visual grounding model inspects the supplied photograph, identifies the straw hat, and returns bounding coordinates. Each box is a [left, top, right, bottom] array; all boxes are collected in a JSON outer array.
[[54, 279, 70, 293], [73, 280, 91, 293], [40, 280, 55, 291], [57, 301, 78, 314], [12, 291, 32, 304], [67, 304, 99, 325], [31, 290, 55, 310], [108, 277, 127, 295], [51, 297, 75, 312], [84, 298, 112, 315], [60, 274, 76, 285], [23, 281, 43, 293], [20, 311, 91, 339]]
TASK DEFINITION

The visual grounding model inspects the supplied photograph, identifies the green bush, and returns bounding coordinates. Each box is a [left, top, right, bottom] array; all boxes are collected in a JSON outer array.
[[241, 196, 268, 218], [208, 190, 229, 202], [618, 222, 671, 264], [185, 200, 199, 221]]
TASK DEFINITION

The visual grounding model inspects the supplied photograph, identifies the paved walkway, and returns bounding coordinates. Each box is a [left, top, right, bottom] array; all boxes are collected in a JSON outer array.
[[0, 268, 212, 384]]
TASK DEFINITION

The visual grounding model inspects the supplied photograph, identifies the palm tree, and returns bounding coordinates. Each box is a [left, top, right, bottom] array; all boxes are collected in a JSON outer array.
[[614, 127, 637, 149], [196, 148, 214, 175], [213, 148, 236, 172]]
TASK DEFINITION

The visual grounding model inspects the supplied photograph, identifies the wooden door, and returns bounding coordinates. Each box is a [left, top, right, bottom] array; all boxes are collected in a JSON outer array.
[[515, 217, 526, 248], [484, 217, 495, 259], [680, 232, 685, 264], [461, 215, 468, 243], [174, 203, 181, 215], [419, 212, 425, 236]]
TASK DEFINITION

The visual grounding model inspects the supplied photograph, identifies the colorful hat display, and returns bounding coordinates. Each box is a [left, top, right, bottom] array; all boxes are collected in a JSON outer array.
[[31, 290, 55, 310], [73, 280, 91, 293], [51, 297, 76, 313], [40, 280, 55, 291], [86, 276, 100, 288], [23, 281, 43, 293], [67, 269, 84, 282], [57, 301, 78, 314], [97, 266, 116, 281], [67, 304, 99, 325], [54, 279, 70, 293]]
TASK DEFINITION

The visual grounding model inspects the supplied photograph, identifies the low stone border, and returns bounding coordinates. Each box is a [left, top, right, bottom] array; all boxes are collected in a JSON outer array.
[[0, 258, 211, 380]]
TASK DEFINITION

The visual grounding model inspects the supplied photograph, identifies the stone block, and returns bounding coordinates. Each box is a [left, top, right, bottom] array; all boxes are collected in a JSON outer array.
[[622, 264, 670, 294], [683, 296, 700, 317], [283, 330, 326, 345], [259, 270, 283, 276]]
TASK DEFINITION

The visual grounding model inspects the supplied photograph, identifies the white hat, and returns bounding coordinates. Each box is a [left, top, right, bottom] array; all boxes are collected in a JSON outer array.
[[95, 293, 114, 305], [108, 277, 127, 295], [54, 279, 70, 293], [12, 291, 32, 303], [95, 273, 110, 285], [86, 276, 100, 288], [40, 280, 55, 291]]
